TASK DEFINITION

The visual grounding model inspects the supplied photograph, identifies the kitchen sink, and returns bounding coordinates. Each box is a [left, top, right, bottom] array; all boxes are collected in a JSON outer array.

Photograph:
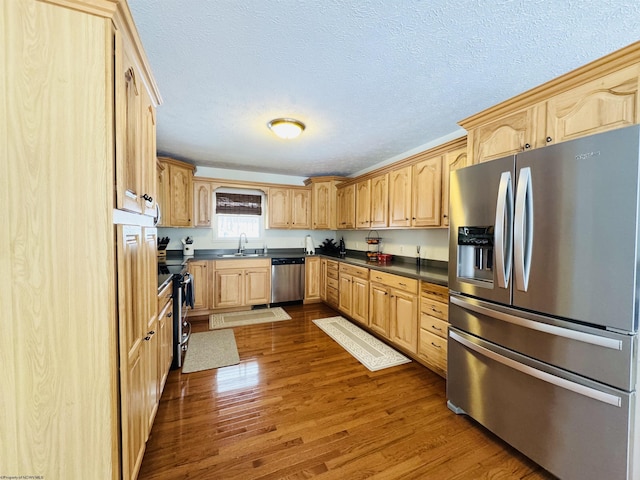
[[217, 253, 265, 258]]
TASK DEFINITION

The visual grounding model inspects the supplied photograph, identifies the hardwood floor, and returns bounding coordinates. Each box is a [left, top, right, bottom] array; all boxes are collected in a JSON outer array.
[[138, 303, 555, 480]]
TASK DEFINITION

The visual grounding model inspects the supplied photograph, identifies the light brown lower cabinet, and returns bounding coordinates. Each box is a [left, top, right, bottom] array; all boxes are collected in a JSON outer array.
[[328, 259, 450, 375], [322, 259, 340, 308], [338, 263, 369, 326], [213, 259, 270, 309], [305, 257, 321, 302], [188, 260, 211, 313], [417, 282, 449, 377]]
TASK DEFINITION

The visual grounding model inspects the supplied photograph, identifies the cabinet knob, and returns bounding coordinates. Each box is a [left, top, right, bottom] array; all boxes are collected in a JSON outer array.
[[546, 137, 553, 143], [524, 143, 531, 149], [167, 312, 172, 317]]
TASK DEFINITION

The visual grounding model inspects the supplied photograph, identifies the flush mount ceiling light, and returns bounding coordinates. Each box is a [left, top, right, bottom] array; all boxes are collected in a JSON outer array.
[[267, 118, 306, 139]]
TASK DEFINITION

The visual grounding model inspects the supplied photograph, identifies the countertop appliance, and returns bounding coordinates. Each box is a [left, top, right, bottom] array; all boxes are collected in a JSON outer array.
[[158, 258, 192, 369], [271, 257, 305, 304], [447, 125, 640, 480]]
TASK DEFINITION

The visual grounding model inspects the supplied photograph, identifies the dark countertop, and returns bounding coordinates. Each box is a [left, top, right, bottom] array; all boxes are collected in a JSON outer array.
[[163, 249, 449, 287]]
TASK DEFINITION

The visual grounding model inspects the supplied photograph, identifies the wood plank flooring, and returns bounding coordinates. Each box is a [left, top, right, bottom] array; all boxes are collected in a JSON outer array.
[[138, 303, 555, 480]]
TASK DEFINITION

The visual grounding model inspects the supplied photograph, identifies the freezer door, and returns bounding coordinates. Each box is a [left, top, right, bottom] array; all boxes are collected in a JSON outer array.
[[448, 155, 515, 306], [450, 293, 636, 391], [448, 327, 633, 480], [513, 125, 640, 332]]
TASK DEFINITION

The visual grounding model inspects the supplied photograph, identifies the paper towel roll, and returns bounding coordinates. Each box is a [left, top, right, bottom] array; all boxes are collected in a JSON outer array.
[[305, 235, 315, 255]]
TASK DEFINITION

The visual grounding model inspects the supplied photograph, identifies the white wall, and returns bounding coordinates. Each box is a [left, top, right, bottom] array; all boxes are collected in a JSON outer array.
[[158, 226, 335, 252], [340, 229, 449, 261]]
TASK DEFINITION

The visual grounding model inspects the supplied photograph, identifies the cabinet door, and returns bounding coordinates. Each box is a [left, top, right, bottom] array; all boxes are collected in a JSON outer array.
[[144, 321, 159, 436], [412, 156, 442, 227], [168, 164, 193, 226], [193, 181, 212, 227], [319, 258, 327, 301], [189, 260, 210, 312], [355, 179, 371, 229], [215, 269, 244, 308], [291, 189, 311, 229], [370, 173, 388, 228], [313, 181, 336, 230], [390, 289, 419, 354], [369, 283, 390, 337], [116, 225, 146, 480], [442, 147, 467, 226], [157, 300, 173, 391], [336, 184, 356, 229], [268, 187, 290, 228], [140, 89, 157, 217], [469, 107, 538, 164], [156, 162, 168, 226], [118, 47, 143, 214], [388, 166, 412, 227], [245, 268, 270, 305], [338, 274, 352, 315], [351, 278, 369, 326], [305, 257, 321, 301], [545, 64, 640, 145]]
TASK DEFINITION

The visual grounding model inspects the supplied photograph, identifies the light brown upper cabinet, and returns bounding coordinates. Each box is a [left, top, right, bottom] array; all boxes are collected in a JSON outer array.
[[305, 176, 346, 230], [193, 181, 212, 228], [442, 146, 467, 226], [388, 166, 413, 227], [336, 183, 356, 229], [461, 46, 640, 165], [355, 179, 371, 229], [411, 155, 442, 227], [117, 44, 157, 217], [545, 64, 640, 144], [370, 173, 389, 228], [156, 157, 194, 227], [268, 187, 311, 229]]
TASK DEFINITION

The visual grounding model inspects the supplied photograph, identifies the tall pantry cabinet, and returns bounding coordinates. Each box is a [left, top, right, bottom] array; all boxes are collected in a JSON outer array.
[[2, 1, 161, 479]]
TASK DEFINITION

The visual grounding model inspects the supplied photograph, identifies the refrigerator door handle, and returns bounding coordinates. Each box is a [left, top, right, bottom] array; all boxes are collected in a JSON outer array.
[[494, 171, 513, 289], [450, 295, 623, 350], [514, 167, 533, 291], [449, 330, 622, 407]]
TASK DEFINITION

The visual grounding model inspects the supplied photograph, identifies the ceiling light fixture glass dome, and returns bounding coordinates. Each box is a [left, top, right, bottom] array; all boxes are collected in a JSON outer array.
[[267, 118, 306, 139]]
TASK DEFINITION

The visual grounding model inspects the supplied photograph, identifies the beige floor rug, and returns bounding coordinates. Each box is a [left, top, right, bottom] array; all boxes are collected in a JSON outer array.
[[313, 316, 411, 371], [209, 307, 291, 330], [182, 329, 240, 373]]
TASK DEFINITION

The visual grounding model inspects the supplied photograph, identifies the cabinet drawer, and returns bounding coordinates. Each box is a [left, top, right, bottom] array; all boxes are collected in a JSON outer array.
[[327, 277, 339, 289], [339, 263, 369, 280], [420, 282, 448, 303], [157, 281, 172, 313], [420, 297, 448, 320], [419, 329, 447, 377], [370, 270, 418, 294], [326, 259, 339, 271], [326, 287, 339, 306], [327, 268, 339, 280], [420, 314, 449, 339]]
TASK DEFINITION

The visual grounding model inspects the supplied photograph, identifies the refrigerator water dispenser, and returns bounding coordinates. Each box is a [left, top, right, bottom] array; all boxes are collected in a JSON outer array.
[[457, 226, 494, 284]]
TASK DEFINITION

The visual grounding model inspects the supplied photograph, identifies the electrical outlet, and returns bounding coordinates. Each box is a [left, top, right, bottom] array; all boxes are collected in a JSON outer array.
[[399, 246, 404, 254]]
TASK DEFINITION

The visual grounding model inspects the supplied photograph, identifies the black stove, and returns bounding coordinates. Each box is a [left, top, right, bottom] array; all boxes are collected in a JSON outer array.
[[157, 258, 192, 369]]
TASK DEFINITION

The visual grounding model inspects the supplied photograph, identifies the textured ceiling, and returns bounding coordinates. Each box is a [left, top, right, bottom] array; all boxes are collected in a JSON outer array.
[[129, 0, 640, 178]]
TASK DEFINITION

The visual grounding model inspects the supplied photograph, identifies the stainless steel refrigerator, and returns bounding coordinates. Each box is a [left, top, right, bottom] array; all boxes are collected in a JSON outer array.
[[447, 125, 640, 480]]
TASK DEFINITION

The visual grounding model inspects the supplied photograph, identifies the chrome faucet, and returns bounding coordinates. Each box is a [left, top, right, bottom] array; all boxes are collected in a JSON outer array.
[[238, 232, 248, 254]]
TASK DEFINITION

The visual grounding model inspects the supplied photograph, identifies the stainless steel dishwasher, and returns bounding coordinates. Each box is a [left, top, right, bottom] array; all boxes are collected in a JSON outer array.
[[271, 257, 305, 303]]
